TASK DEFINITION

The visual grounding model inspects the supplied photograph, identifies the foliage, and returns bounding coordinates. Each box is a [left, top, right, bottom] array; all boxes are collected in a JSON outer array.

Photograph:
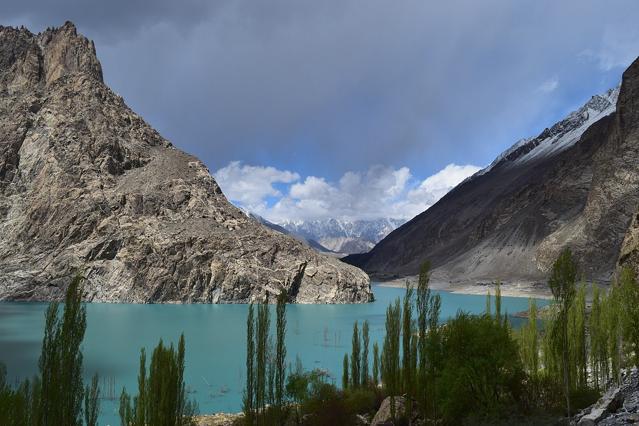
[[119, 334, 197, 426], [437, 312, 526, 423], [548, 247, 577, 417], [361, 320, 370, 387], [350, 321, 360, 388]]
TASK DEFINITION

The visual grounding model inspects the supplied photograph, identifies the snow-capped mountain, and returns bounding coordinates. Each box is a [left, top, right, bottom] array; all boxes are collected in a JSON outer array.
[[237, 208, 335, 253], [278, 218, 405, 254], [345, 62, 639, 285], [475, 86, 619, 178]]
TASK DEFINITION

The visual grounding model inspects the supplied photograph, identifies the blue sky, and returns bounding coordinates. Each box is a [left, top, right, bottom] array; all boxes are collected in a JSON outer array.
[[4, 0, 639, 221]]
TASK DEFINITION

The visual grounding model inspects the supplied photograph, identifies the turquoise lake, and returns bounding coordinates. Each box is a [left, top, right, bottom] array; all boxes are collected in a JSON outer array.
[[0, 284, 549, 425]]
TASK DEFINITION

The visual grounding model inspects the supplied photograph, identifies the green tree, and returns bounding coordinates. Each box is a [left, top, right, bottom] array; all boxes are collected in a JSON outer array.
[[342, 354, 349, 390], [416, 261, 431, 415], [244, 304, 255, 423], [135, 348, 146, 426], [568, 283, 587, 389], [84, 373, 100, 426], [619, 267, 639, 366], [350, 321, 360, 388], [589, 285, 605, 389], [438, 312, 525, 423], [275, 292, 287, 423], [372, 342, 380, 387], [119, 334, 196, 426], [382, 298, 401, 421], [548, 248, 577, 418], [119, 388, 133, 426], [361, 320, 369, 387], [494, 281, 502, 322], [38, 274, 87, 426], [519, 299, 539, 379], [402, 283, 415, 420], [255, 304, 271, 418]]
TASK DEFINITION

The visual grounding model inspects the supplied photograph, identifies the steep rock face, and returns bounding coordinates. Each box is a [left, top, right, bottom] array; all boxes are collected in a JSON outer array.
[[346, 58, 639, 284], [0, 23, 371, 303]]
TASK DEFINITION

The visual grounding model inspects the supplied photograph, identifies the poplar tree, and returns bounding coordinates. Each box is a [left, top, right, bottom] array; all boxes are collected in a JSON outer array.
[[568, 284, 587, 388], [342, 355, 349, 390], [119, 334, 196, 426], [402, 284, 414, 395], [372, 342, 380, 386], [589, 285, 605, 389], [605, 284, 623, 385], [135, 348, 147, 425], [402, 283, 415, 421], [494, 281, 502, 322], [84, 373, 100, 426], [361, 320, 370, 387], [619, 267, 639, 366], [351, 321, 361, 388], [244, 304, 255, 423], [382, 298, 401, 421], [416, 262, 431, 413], [275, 292, 287, 420], [256, 304, 271, 418], [548, 248, 577, 418], [38, 274, 87, 426], [425, 293, 442, 418], [520, 299, 539, 378]]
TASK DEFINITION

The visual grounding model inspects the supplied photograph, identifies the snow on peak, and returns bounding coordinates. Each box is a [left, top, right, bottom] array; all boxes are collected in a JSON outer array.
[[473, 85, 620, 178]]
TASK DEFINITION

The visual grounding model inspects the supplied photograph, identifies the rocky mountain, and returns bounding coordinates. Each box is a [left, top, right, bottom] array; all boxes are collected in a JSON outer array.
[[279, 218, 405, 255], [346, 58, 639, 284], [0, 22, 371, 303]]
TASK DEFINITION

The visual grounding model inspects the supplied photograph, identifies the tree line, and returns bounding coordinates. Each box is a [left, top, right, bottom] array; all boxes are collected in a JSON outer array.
[[241, 250, 639, 425]]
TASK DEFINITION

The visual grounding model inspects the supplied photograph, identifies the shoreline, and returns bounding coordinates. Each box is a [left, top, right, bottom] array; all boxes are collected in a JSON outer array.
[[375, 276, 554, 300]]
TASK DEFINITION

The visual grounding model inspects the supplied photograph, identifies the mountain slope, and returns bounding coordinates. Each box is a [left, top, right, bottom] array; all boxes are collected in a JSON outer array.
[[0, 22, 371, 303], [346, 60, 639, 284], [279, 218, 405, 254]]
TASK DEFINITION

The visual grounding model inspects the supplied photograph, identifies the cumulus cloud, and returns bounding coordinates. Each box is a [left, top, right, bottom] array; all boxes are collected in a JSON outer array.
[[214, 161, 299, 212], [215, 162, 481, 222]]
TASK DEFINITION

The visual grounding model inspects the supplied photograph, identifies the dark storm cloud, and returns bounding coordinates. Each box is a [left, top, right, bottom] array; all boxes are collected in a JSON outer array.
[[0, 0, 217, 40], [3, 0, 639, 181]]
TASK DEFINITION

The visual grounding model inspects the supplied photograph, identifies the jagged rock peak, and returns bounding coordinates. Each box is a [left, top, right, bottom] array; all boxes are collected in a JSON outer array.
[[0, 21, 103, 92], [0, 23, 371, 304]]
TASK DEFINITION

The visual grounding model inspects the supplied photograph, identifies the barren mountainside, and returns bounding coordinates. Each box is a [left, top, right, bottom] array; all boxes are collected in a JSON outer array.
[[346, 57, 639, 285], [0, 22, 371, 303]]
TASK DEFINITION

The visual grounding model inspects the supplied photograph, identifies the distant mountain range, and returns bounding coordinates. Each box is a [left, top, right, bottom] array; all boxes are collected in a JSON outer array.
[[346, 58, 639, 285], [278, 218, 405, 255]]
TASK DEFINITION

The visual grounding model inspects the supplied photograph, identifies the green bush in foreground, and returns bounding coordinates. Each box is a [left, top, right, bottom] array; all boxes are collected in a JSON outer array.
[[119, 334, 197, 426]]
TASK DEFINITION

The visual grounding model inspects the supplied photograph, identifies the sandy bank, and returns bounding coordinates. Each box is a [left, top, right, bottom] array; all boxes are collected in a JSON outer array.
[[375, 276, 554, 300]]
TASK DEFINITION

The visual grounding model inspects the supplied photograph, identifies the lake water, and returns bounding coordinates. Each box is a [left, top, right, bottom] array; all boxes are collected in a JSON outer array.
[[0, 284, 549, 425]]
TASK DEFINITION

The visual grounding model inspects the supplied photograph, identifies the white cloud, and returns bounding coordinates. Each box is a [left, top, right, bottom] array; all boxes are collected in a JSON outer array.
[[214, 161, 300, 211], [538, 77, 559, 93], [214, 162, 481, 223]]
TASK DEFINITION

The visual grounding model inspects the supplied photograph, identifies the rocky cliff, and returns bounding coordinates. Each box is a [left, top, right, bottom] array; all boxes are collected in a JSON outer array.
[[0, 22, 371, 303], [346, 57, 639, 285]]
